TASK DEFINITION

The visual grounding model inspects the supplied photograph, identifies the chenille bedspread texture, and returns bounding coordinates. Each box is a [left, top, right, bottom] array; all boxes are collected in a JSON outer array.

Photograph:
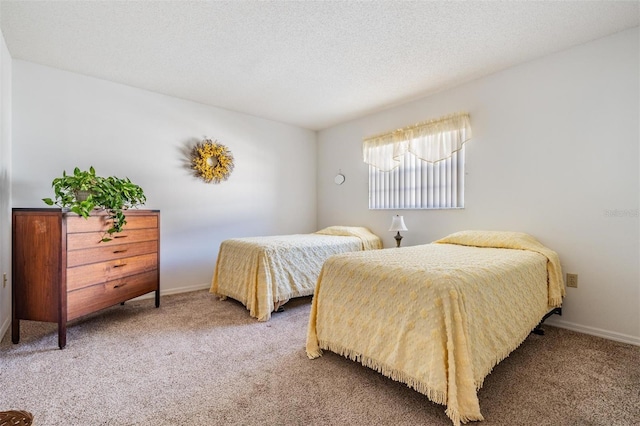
[[210, 226, 382, 321], [306, 230, 564, 426]]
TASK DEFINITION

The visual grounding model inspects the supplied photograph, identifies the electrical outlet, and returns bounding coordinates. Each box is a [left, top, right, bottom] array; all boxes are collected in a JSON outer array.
[[566, 273, 578, 288]]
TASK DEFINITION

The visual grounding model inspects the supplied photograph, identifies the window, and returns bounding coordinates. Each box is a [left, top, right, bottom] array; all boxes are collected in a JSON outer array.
[[363, 112, 471, 210]]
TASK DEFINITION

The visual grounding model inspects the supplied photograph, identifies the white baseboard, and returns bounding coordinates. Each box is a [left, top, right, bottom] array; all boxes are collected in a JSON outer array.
[[547, 317, 640, 346], [131, 282, 211, 301], [162, 282, 211, 296], [0, 314, 10, 344]]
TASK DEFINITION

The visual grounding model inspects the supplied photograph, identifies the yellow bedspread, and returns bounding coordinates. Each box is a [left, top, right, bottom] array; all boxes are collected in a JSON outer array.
[[211, 226, 381, 321], [307, 231, 564, 425]]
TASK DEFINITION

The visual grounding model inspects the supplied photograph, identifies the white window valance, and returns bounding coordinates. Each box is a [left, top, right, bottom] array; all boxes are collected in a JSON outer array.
[[362, 112, 472, 171]]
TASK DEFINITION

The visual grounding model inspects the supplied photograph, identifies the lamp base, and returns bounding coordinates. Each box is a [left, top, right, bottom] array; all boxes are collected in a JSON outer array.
[[394, 231, 403, 248]]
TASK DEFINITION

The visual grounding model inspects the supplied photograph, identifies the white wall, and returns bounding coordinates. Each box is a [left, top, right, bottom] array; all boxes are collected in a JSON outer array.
[[11, 61, 317, 298], [317, 28, 640, 345], [0, 26, 12, 340]]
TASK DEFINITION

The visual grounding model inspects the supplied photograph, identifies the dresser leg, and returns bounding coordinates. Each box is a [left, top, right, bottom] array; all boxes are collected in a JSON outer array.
[[11, 318, 20, 344], [155, 290, 160, 308], [58, 322, 66, 349]]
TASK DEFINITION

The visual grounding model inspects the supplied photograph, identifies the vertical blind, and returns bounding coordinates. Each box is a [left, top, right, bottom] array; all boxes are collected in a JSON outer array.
[[368, 146, 465, 209]]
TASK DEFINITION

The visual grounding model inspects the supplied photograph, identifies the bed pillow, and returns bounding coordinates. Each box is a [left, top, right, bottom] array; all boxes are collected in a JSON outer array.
[[434, 230, 544, 250], [315, 226, 382, 250], [315, 225, 368, 237], [435, 230, 565, 307]]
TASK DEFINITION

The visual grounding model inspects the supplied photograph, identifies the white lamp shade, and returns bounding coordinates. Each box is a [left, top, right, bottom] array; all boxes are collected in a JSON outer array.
[[388, 215, 408, 232]]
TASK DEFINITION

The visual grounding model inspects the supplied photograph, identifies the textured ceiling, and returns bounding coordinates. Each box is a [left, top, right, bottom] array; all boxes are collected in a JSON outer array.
[[1, 1, 638, 130]]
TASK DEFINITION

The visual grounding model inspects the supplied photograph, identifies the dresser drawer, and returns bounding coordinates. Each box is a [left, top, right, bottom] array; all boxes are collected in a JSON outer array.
[[67, 253, 158, 291], [67, 270, 158, 320], [67, 228, 158, 250], [67, 240, 158, 268], [66, 213, 158, 234]]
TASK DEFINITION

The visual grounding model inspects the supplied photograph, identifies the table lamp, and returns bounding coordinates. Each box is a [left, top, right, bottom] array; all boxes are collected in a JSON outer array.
[[389, 215, 408, 247]]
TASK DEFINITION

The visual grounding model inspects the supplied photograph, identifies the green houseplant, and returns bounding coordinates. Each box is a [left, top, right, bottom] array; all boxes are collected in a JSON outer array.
[[43, 166, 146, 242]]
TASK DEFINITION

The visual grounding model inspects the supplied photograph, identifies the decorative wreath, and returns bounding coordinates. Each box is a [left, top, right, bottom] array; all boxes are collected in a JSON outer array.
[[190, 139, 234, 183]]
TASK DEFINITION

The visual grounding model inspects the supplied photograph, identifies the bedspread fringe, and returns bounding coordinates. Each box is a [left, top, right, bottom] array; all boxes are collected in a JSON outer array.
[[446, 406, 484, 426], [317, 340, 448, 404], [306, 347, 323, 359], [549, 296, 563, 309], [315, 339, 487, 426]]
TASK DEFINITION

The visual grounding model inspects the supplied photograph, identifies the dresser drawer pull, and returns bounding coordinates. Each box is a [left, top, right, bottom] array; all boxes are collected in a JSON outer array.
[[113, 283, 127, 289], [113, 249, 128, 254], [113, 235, 128, 239], [113, 263, 127, 268]]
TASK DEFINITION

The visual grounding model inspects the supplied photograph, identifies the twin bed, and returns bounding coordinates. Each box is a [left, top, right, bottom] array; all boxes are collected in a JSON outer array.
[[211, 228, 564, 425], [306, 230, 564, 425], [210, 226, 382, 321]]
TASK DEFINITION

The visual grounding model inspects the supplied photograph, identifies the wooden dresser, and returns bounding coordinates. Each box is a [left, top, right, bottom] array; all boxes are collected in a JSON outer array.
[[12, 208, 160, 349]]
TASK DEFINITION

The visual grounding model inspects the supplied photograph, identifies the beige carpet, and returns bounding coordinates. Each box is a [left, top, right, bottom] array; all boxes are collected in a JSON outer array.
[[1, 290, 638, 425]]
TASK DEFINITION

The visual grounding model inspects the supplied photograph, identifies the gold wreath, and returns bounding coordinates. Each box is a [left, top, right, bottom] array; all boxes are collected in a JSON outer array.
[[190, 139, 234, 183]]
